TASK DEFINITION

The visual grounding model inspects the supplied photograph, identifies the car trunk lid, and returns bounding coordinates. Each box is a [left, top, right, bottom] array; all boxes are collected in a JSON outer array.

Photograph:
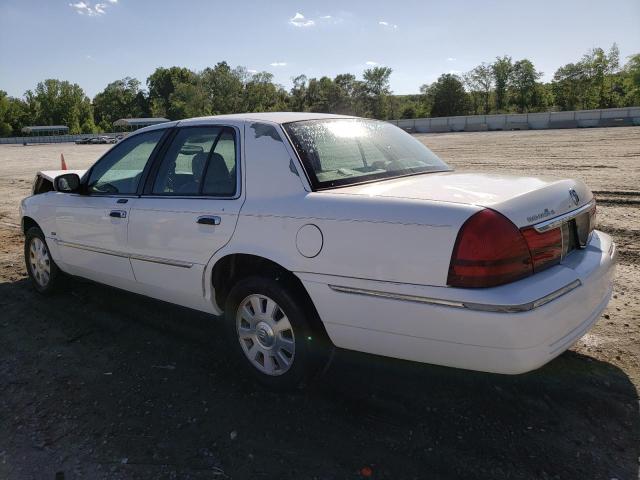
[[328, 171, 594, 228]]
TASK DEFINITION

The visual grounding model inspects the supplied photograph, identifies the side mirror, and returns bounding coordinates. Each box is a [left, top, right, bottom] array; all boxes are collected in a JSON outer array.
[[54, 173, 81, 193]]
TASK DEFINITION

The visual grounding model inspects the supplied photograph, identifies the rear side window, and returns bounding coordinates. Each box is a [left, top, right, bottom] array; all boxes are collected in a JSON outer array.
[[151, 126, 237, 196], [202, 129, 237, 196]]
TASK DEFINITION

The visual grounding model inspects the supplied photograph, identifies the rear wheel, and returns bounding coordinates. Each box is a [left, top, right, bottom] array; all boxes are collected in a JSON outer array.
[[224, 276, 328, 390], [24, 226, 62, 294]]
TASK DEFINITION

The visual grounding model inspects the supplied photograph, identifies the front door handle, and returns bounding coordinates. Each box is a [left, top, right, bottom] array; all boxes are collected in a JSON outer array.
[[197, 215, 221, 226], [109, 210, 127, 219]]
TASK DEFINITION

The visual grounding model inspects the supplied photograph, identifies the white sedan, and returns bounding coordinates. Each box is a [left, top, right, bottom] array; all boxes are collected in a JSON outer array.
[[20, 113, 616, 389]]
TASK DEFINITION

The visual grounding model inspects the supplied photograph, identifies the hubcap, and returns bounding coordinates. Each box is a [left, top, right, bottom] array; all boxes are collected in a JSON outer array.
[[236, 294, 295, 376], [29, 237, 51, 287]]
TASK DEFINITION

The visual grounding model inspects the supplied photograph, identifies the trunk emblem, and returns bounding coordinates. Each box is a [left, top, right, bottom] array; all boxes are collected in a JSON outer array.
[[526, 208, 556, 223], [569, 189, 580, 206]]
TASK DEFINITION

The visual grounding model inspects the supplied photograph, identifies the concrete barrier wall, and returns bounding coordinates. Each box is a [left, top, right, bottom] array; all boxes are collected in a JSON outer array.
[[389, 107, 640, 133]]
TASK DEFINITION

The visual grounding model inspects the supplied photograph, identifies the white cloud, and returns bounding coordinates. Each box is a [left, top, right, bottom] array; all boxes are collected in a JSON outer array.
[[378, 20, 398, 29], [448, 70, 461, 75], [365, 61, 378, 66], [247, 69, 258, 74], [320, 15, 332, 19], [270, 62, 287, 67], [69, 0, 115, 16], [289, 12, 315, 27], [447, 57, 457, 62]]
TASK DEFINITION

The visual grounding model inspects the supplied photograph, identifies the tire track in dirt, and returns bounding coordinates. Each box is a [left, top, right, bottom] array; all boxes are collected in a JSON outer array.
[[594, 190, 640, 206]]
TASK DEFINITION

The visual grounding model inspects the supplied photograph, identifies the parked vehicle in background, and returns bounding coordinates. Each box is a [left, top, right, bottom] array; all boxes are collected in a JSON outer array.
[[76, 136, 118, 145], [20, 113, 616, 390]]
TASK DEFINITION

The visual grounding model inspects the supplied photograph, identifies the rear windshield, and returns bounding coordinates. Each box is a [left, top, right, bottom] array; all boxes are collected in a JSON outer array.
[[283, 119, 451, 189]]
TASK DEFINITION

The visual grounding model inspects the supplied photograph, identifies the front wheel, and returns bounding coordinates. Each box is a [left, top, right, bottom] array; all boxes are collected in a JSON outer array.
[[24, 226, 63, 294], [224, 276, 328, 390]]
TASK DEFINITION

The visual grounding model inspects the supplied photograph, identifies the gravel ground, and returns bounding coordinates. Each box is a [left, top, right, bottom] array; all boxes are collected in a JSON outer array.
[[0, 127, 638, 479]]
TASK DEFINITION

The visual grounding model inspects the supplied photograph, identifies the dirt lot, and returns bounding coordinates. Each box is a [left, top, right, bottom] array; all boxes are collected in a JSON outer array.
[[0, 127, 638, 479]]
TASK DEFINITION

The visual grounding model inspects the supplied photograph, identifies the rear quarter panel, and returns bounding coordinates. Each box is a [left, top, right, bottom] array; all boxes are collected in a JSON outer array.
[[209, 120, 481, 299], [229, 192, 480, 286]]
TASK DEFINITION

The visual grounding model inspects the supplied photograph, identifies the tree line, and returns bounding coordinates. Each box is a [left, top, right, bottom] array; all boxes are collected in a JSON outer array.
[[0, 44, 638, 136]]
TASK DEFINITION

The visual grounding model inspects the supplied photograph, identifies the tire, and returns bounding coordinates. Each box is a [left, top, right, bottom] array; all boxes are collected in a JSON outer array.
[[224, 275, 328, 390], [24, 226, 62, 294]]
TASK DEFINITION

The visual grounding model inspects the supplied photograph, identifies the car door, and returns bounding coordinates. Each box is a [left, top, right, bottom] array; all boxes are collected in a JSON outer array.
[[126, 124, 243, 311], [54, 128, 167, 285]]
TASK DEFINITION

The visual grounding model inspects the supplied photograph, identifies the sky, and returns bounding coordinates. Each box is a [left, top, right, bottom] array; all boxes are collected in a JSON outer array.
[[1, 0, 639, 99]]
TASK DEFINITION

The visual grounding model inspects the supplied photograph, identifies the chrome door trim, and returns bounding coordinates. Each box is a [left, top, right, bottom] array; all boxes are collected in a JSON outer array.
[[55, 240, 193, 268], [328, 279, 582, 313], [54, 239, 129, 259], [533, 200, 595, 232], [129, 253, 193, 269]]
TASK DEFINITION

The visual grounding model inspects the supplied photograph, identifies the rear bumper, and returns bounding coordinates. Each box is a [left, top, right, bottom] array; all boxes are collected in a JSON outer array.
[[299, 230, 616, 374]]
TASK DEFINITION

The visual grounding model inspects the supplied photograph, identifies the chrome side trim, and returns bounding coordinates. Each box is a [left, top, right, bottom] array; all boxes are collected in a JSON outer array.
[[55, 239, 129, 259], [329, 285, 466, 308], [55, 240, 193, 268], [328, 279, 582, 313], [129, 253, 193, 269], [533, 200, 595, 232]]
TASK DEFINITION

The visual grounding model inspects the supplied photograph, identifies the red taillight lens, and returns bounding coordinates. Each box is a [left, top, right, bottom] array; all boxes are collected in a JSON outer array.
[[448, 209, 533, 288], [521, 227, 562, 272]]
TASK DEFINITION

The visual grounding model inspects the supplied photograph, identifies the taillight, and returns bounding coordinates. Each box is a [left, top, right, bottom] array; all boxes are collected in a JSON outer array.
[[449, 202, 597, 288], [521, 226, 562, 272], [447, 209, 533, 288]]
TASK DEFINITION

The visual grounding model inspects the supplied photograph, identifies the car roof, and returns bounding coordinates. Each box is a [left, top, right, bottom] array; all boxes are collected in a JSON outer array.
[[178, 112, 357, 125], [130, 112, 361, 136]]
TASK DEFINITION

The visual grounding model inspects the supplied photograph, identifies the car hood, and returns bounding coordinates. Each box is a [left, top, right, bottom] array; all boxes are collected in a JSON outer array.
[[325, 171, 593, 228]]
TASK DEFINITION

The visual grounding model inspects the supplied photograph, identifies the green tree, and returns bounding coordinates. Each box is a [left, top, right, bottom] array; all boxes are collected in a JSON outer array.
[[333, 73, 358, 114], [466, 63, 493, 114], [93, 77, 148, 130], [243, 72, 288, 112], [428, 73, 470, 117], [552, 44, 626, 110], [0, 91, 13, 136], [400, 104, 417, 119], [200, 62, 245, 114], [622, 53, 640, 106], [492, 56, 512, 112], [24, 79, 94, 133], [361, 66, 393, 119], [552, 62, 586, 110], [585, 44, 623, 108], [289, 75, 308, 111], [169, 80, 210, 119], [509, 59, 543, 112], [147, 66, 196, 119]]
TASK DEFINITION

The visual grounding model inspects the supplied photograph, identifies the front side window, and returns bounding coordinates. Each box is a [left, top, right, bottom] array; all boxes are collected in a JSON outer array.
[[152, 126, 237, 196], [87, 129, 165, 195], [283, 119, 451, 189]]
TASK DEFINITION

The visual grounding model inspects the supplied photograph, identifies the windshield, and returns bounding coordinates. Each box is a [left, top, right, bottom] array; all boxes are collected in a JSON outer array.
[[283, 118, 451, 189]]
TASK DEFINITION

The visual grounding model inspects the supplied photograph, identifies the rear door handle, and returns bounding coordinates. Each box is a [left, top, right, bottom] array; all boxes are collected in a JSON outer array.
[[109, 210, 127, 218], [197, 215, 221, 226]]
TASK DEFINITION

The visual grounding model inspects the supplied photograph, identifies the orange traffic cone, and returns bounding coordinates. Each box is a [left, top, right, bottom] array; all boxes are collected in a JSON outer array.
[[61, 153, 68, 170]]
